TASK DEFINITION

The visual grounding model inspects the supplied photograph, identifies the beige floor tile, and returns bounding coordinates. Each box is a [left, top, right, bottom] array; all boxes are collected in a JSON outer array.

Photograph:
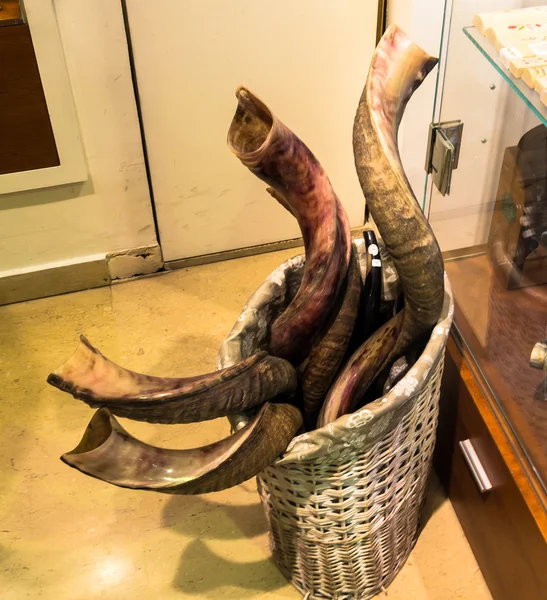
[[0, 249, 491, 599]]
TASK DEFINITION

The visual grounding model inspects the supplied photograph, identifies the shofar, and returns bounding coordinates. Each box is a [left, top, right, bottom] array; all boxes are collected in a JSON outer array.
[[228, 87, 350, 366], [320, 25, 445, 424], [299, 248, 362, 428], [318, 310, 404, 426], [48, 336, 297, 424], [353, 24, 444, 359], [61, 403, 302, 495]]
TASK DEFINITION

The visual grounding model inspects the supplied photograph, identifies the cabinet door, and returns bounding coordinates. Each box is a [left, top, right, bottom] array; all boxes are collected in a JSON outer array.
[[125, 0, 378, 262], [426, 0, 545, 253]]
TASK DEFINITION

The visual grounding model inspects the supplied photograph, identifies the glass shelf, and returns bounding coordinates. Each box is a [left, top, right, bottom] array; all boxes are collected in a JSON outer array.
[[463, 25, 547, 128], [430, 21, 547, 498]]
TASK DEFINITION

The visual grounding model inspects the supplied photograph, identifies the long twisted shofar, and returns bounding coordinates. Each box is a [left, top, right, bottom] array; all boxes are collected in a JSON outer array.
[[228, 87, 350, 365], [299, 247, 362, 428], [61, 403, 302, 495], [353, 25, 444, 359], [318, 310, 404, 427], [47, 336, 297, 424]]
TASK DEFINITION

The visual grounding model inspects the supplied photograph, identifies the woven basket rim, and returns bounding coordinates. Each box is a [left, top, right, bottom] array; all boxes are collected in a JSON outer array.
[[218, 239, 453, 464], [278, 273, 452, 464]]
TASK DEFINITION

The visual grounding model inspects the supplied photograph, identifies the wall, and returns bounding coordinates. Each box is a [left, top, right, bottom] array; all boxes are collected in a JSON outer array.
[[126, 0, 378, 262], [0, 0, 157, 276]]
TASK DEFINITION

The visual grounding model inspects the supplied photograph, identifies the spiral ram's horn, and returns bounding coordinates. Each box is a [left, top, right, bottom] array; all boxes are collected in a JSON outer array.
[[353, 25, 444, 359], [299, 247, 362, 428], [61, 403, 302, 495], [48, 336, 297, 424], [318, 310, 404, 426], [228, 86, 351, 365]]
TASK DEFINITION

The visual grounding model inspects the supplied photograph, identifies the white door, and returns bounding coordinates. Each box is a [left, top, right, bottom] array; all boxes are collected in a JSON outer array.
[[125, 1, 379, 262]]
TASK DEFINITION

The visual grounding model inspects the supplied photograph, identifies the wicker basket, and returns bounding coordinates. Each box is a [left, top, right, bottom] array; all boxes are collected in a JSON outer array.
[[218, 239, 454, 599]]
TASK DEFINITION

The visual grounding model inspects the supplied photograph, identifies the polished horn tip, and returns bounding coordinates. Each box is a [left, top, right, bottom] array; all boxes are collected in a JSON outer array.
[[384, 23, 405, 38], [46, 372, 75, 396], [235, 84, 248, 98], [46, 372, 62, 388], [61, 407, 114, 463], [47, 334, 98, 389], [79, 334, 97, 351], [424, 55, 439, 75]]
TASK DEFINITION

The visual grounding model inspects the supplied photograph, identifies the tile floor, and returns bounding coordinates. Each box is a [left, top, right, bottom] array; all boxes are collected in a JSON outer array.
[[0, 248, 492, 599]]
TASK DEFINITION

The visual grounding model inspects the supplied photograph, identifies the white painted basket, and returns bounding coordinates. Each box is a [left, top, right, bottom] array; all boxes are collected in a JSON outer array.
[[218, 239, 454, 599]]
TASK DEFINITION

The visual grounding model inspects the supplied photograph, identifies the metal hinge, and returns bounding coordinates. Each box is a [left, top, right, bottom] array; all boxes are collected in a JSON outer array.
[[425, 120, 464, 196]]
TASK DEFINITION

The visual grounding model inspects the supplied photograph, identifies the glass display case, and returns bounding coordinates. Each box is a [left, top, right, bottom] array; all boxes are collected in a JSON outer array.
[[426, 1, 547, 507], [426, 6, 547, 598]]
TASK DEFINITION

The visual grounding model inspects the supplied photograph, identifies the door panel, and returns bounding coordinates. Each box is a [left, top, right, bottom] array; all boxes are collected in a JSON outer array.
[[126, 0, 378, 261], [427, 0, 543, 252]]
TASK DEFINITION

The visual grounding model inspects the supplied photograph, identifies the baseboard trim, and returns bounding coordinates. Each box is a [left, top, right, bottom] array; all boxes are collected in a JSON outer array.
[[165, 237, 304, 271], [165, 226, 367, 271], [442, 244, 487, 262], [0, 228, 368, 306], [106, 244, 163, 280], [0, 258, 110, 305], [0, 244, 162, 306]]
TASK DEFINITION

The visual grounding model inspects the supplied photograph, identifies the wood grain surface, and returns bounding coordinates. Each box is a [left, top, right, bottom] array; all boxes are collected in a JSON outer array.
[[445, 255, 547, 498], [0, 23, 59, 175], [0, 1, 23, 25], [436, 335, 547, 600]]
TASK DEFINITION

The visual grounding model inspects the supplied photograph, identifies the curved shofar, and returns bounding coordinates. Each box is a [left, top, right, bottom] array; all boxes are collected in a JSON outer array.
[[62, 403, 302, 495], [228, 86, 350, 365], [353, 25, 444, 360], [299, 247, 362, 429], [47, 336, 297, 424], [266, 190, 352, 277], [318, 310, 404, 427]]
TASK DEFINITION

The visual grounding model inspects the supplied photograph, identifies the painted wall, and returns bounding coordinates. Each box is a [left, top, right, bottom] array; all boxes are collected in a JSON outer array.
[[126, 0, 378, 262], [0, 0, 157, 276]]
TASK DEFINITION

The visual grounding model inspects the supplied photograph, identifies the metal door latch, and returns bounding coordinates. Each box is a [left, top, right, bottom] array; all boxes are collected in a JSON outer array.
[[425, 120, 464, 196]]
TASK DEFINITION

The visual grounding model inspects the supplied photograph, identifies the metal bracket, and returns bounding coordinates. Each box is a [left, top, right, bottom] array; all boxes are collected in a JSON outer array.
[[425, 120, 464, 196]]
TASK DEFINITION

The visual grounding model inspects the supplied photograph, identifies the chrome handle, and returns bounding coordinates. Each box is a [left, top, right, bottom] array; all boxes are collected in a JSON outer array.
[[459, 439, 493, 494]]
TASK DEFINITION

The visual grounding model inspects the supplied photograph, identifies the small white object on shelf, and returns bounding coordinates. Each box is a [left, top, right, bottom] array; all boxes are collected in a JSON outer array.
[[500, 44, 536, 69], [522, 66, 547, 88], [473, 6, 547, 35], [535, 75, 547, 95], [509, 55, 547, 78]]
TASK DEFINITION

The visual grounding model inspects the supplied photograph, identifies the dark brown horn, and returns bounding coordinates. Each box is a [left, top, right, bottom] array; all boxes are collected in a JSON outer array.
[[317, 310, 404, 426], [61, 403, 302, 495], [228, 86, 350, 365], [48, 336, 297, 424], [299, 247, 362, 429]]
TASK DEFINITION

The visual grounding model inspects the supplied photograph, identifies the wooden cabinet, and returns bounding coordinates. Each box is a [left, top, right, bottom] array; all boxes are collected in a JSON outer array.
[[0, 21, 59, 175], [436, 335, 547, 600]]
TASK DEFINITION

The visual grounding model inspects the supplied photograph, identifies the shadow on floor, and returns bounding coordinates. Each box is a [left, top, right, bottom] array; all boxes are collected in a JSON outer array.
[[162, 495, 288, 597], [418, 473, 447, 533], [162, 494, 268, 539], [171, 539, 287, 598]]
